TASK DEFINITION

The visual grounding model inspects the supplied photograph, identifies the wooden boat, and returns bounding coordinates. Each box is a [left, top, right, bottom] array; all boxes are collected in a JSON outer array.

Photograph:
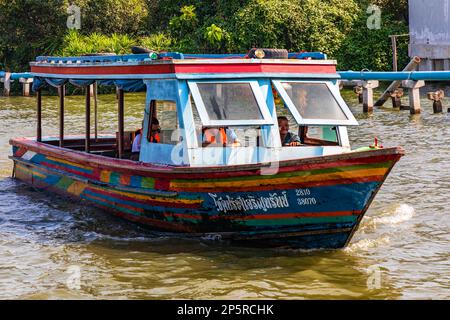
[[9, 49, 404, 249]]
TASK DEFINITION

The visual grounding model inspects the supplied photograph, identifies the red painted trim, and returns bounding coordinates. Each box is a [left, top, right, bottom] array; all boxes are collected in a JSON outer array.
[[85, 187, 201, 209], [170, 176, 386, 192], [84, 192, 145, 214], [209, 210, 361, 220], [91, 201, 195, 232], [31, 63, 336, 76], [10, 138, 403, 180], [41, 161, 94, 180], [14, 146, 27, 157]]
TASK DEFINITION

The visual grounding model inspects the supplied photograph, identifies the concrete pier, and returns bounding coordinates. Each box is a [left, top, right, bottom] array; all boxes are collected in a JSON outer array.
[[390, 88, 404, 109], [353, 85, 363, 104], [402, 80, 425, 114], [1, 72, 12, 96], [360, 80, 379, 113], [19, 78, 33, 97], [427, 89, 445, 113]]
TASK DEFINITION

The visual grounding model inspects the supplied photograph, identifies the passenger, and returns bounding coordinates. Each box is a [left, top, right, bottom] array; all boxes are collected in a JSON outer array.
[[278, 116, 301, 146], [130, 118, 160, 161], [202, 127, 240, 147], [148, 117, 161, 143]]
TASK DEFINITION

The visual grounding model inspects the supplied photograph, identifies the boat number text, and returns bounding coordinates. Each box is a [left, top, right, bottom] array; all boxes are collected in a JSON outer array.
[[295, 188, 317, 206]]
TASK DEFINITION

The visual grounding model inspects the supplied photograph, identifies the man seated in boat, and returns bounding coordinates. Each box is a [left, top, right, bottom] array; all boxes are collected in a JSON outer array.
[[130, 117, 160, 160], [278, 116, 301, 146], [201, 127, 241, 147]]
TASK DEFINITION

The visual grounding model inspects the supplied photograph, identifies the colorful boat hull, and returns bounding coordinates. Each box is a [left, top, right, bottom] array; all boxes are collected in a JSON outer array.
[[10, 137, 404, 249]]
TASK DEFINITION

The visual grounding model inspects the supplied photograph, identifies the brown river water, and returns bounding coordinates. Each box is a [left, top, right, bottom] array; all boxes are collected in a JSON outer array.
[[0, 88, 449, 299]]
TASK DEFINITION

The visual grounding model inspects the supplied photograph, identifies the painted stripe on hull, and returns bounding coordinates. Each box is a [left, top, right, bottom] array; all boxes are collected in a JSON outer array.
[[15, 162, 365, 228], [20, 148, 391, 194]]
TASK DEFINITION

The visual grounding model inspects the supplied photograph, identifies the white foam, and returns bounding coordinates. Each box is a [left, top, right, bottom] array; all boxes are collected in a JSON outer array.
[[344, 235, 390, 253], [372, 204, 415, 225]]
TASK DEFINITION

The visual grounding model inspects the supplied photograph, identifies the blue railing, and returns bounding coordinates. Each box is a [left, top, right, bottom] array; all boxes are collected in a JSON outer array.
[[339, 71, 450, 81], [0, 71, 33, 79]]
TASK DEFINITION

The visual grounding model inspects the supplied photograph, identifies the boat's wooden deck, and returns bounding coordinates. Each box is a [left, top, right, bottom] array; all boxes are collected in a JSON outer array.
[[42, 134, 135, 159]]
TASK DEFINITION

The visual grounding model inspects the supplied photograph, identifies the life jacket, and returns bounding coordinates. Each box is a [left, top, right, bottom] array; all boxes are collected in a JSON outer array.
[[150, 132, 160, 143], [204, 128, 227, 145]]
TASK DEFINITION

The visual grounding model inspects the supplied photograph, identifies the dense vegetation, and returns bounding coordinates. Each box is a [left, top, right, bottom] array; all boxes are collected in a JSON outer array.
[[0, 0, 409, 72]]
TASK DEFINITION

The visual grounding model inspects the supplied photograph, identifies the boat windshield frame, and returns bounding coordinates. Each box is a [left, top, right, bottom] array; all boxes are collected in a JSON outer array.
[[272, 79, 358, 126], [187, 80, 274, 127]]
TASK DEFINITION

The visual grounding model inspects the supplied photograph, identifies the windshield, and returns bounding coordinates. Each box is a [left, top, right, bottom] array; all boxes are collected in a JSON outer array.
[[196, 82, 263, 121], [281, 82, 348, 121]]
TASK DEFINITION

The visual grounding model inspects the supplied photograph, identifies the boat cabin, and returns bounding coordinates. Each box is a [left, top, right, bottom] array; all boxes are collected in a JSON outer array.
[[29, 50, 358, 167]]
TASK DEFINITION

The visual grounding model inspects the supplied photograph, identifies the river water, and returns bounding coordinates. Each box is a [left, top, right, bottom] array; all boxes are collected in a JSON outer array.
[[0, 88, 448, 299]]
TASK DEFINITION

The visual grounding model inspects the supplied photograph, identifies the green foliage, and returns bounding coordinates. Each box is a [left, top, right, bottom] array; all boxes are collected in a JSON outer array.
[[0, 0, 68, 70], [334, 11, 409, 71], [203, 24, 230, 52], [59, 30, 137, 56], [72, 0, 148, 35], [1, 0, 410, 72], [229, 0, 359, 57], [168, 5, 200, 52], [139, 33, 173, 52], [365, 0, 408, 22], [168, 5, 198, 37]]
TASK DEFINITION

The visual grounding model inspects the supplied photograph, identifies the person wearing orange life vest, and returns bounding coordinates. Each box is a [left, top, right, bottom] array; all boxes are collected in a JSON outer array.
[[202, 127, 240, 147], [147, 117, 161, 143], [131, 117, 160, 160]]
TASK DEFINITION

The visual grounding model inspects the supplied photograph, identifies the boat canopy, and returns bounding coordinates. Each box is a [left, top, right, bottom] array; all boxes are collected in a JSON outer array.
[[28, 51, 358, 166]]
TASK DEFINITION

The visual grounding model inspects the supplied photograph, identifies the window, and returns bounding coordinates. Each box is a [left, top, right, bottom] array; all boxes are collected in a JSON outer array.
[[272, 80, 358, 126], [299, 126, 339, 146], [188, 81, 273, 126], [197, 83, 263, 120], [190, 95, 263, 148], [147, 100, 179, 145], [274, 84, 339, 147], [281, 82, 347, 120]]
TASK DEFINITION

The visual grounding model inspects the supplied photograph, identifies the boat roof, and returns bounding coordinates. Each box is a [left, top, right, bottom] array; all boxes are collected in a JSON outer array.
[[30, 52, 339, 81]]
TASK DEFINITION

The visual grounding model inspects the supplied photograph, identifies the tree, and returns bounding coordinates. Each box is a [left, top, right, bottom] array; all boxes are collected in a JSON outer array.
[[230, 0, 359, 56], [0, 0, 68, 70], [72, 0, 148, 35], [334, 11, 409, 71]]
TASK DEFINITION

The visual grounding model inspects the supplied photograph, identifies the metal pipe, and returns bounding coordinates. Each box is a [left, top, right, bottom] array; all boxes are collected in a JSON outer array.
[[117, 88, 124, 159], [390, 35, 398, 72], [85, 86, 91, 153], [10, 72, 33, 80], [93, 83, 98, 142], [339, 70, 450, 81], [36, 89, 42, 142], [58, 85, 65, 147]]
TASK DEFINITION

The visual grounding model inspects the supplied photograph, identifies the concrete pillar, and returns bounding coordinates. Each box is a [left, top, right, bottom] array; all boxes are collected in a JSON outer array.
[[358, 80, 379, 113], [427, 89, 444, 113], [389, 88, 404, 108], [353, 86, 363, 104], [1, 72, 12, 96], [19, 78, 33, 97], [402, 80, 425, 114]]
